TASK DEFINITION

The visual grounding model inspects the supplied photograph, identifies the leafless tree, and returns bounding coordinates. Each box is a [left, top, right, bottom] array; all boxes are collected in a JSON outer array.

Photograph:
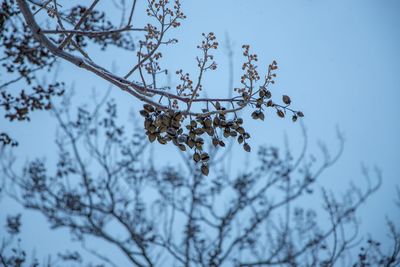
[[0, 93, 398, 267], [1, 1, 399, 267]]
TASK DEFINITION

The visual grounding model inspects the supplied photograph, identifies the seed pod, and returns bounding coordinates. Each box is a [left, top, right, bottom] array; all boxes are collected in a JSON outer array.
[[243, 143, 251, 152], [297, 111, 304, 117], [189, 131, 196, 139], [212, 138, 219, 147], [193, 152, 201, 162], [205, 128, 214, 136], [187, 138, 195, 148], [204, 118, 212, 128], [148, 134, 156, 142], [174, 112, 183, 121], [259, 112, 265, 121], [277, 110, 285, 118], [157, 136, 167, 144], [213, 116, 220, 126], [140, 110, 149, 117], [237, 127, 245, 134], [178, 134, 188, 143], [201, 163, 209, 176], [144, 104, 155, 112], [162, 116, 170, 126], [194, 128, 205, 135], [251, 111, 259, 120], [167, 128, 176, 137], [178, 144, 186, 151], [171, 120, 180, 129], [144, 119, 152, 129], [223, 130, 230, 138], [282, 95, 291, 105], [201, 153, 210, 161], [292, 115, 298, 122], [149, 125, 157, 133], [226, 120, 234, 127], [155, 118, 163, 127], [196, 138, 204, 145]]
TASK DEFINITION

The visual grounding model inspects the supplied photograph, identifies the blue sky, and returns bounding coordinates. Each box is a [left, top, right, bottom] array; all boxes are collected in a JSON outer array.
[[1, 0, 399, 264]]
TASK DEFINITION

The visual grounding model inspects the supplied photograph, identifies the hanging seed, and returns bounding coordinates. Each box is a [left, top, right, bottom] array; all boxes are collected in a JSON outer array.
[[252, 111, 259, 120], [174, 112, 183, 121], [140, 110, 149, 117], [223, 130, 230, 138], [149, 125, 157, 133], [144, 104, 155, 112], [178, 144, 186, 151], [277, 110, 285, 118], [201, 163, 209, 176], [178, 134, 188, 143], [201, 153, 210, 161], [237, 127, 245, 134], [144, 119, 152, 129], [282, 95, 291, 105], [204, 118, 212, 128], [187, 138, 195, 148], [189, 131, 196, 140], [206, 128, 214, 136], [243, 143, 251, 152], [243, 132, 251, 139], [148, 134, 156, 142], [171, 120, 180, 128], [213, 116, 220, 126], [193, 152, 201, 162], [167, 127, 176, 136], [212, 138, 219, 147], [194, 128, 205, 135], [157, 136, 167, 144]]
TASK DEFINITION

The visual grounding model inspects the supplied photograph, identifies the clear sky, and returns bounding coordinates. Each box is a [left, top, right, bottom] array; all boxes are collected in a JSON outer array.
[[1, 0, 400, 265]]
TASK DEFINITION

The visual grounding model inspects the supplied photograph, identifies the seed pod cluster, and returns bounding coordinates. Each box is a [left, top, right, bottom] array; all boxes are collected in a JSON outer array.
[[141, 104, 186, 149], [140, 102, 253, 176]]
